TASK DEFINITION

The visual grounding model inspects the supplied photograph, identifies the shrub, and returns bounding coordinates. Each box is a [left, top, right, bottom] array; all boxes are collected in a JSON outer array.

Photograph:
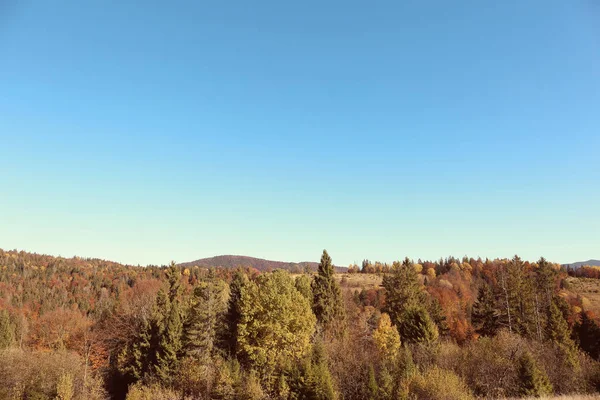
[[408, 366, 473, 400]]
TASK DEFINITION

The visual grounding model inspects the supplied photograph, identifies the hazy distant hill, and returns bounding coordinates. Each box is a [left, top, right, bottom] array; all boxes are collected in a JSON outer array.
[[179, 255, 347, 272], [563, 259, 600, 269]]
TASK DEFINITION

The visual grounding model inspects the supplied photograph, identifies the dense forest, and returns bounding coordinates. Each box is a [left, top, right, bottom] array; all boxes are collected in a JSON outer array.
[[0, 248, 599, 399]]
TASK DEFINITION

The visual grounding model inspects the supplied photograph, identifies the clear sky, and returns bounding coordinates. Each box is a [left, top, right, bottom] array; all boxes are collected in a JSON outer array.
[[1, 1, 599, 266]]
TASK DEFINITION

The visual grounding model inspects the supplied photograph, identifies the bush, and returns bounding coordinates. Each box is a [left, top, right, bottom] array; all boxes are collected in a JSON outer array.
[[0, 349, 106, 400], [125, 383, 180, 400], [408, 366, 473, 400]]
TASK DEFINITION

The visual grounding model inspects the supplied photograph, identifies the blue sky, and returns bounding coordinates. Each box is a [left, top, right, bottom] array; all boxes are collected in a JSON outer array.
[[1, 1, 598, 266]]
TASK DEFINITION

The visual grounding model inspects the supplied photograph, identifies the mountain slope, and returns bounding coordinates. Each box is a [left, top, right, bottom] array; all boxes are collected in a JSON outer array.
[[563, 260, 600, 269], [179, 255, 346, 272]]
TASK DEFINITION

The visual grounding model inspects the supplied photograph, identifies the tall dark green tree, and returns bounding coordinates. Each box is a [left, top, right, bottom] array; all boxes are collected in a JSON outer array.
[[398, 306, 439, 344], [223, 269, 248, 355], [183, 273, 228, 360], [312, 250, 345, 334], [471, 282, 499, 337], [153, 264, 184, 386], [382, 257, 426, 328], [573, 312, 600, 360]]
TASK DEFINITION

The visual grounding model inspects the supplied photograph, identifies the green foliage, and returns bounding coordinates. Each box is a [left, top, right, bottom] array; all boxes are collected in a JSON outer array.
[[471, 282, 499, 337], [237, 270, 316, 380], [0, 309, 14, 349], [224, 270, 249, 355], [517, 350, 553, 397], [545, 297, 577, 362], [182, 275, 228, 360], [574, 312, 600, 360], [312, 250, 345, 334], [382, 258, 426, 328], [153, 289, 183, 386], [288, 342, 336, 400], [398, 306, 439, 344], [295, 274, 313, 301]]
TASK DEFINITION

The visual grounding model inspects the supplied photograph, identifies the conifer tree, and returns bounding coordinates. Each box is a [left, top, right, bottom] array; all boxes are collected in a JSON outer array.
[[471, 282, 499, 337], [154, 265, 184, 386], [546, 297, 574, 347], [517, 350, 553, 397], [398, 306, 439, 344], [224, 269, 248, 355], [573, 312, 600, 360], [312, 250, 345, 334], [183, 274, 228, 360], [382, 258, 425, 328]]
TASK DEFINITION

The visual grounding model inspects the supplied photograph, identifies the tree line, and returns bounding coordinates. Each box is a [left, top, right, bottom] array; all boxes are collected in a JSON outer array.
[[0, 248, 599, 399]]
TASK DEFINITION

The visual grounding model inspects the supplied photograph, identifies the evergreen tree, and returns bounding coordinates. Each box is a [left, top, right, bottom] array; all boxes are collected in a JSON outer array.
[[153, 265, 184, 386], [183, 274, 228, 360], [546, 297, 575, 347], [573, 312, 600, 360], [398, 306, 439, 344], [382, 258, 425, 328], [224, 269, 248, 355], [312, 250, 345, 334], [0, 309, 14, 349], [517, 350, 553, 397], [471, 282, 499, 337]]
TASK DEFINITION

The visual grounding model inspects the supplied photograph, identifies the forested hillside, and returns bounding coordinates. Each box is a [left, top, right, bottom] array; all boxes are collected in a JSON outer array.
[[1, 248, 599, 399]]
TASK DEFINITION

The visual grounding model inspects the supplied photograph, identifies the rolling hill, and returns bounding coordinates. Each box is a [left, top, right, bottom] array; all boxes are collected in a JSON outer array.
[[563, 259, 600, 269], [178, 254, 346, 272]]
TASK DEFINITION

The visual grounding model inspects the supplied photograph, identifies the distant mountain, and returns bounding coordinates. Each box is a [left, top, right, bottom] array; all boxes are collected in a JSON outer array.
[[562, 260, 600, 269], [179, 255, 347, 273]]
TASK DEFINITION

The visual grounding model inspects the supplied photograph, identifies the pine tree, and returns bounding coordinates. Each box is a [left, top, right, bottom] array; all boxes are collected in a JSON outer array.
[[312, 250, 345, 335], [153, 265, 184, 386], [471, 282, 499, 337], [183, 274, 228, 360], [574, 312, 600, 360], [546, 297, 579, 370], [546, 297, 574, 347], [224, 269, 248, 355], [517, 350, 553, 397], [398, 306, 439, 344], [382, 258, 425, 328]]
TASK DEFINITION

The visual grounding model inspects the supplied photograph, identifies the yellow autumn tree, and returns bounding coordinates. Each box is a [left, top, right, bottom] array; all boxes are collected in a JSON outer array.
[[372, 313, 401, 360]]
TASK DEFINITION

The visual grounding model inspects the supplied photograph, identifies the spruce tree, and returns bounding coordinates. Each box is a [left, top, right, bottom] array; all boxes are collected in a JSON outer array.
[[312, 250, 345, 334], [517, 350, 553, 397], [224, 269, 248, 355], [574, 312, 600, 360], [382, 258, 425, 328], [398, 306, 439, 344], [183, 274, 228, 360], [472, 282, 499, 337]]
